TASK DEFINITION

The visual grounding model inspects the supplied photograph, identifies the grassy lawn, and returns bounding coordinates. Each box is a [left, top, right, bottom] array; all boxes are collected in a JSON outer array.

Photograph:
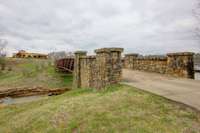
[[0, 58, 73, 90], [0, 58, 200, 133], [0, 85, 199, 133]]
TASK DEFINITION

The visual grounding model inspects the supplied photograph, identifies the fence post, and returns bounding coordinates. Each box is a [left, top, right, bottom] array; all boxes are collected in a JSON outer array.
[[73, 51, 87, 89], [95, 48, 124, 89], [124, 53, 138, 69], [166, 52, 194, 79]]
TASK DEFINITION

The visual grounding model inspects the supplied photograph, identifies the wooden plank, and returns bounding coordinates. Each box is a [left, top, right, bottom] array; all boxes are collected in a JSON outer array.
[[57, 66, 73, 73], [55, 58, 75, 73]]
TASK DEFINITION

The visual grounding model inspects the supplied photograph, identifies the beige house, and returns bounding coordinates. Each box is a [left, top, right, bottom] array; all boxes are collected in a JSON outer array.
[[13, 50, 48, 59]]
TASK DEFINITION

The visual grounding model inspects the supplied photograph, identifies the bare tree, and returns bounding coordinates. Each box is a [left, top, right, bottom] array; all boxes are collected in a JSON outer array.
[[193, 1, 200, 70], [48, 51, 74, 60], [0, 39, 7, 71], [0, 39, 7, 57], [193, 1, 200, 42]]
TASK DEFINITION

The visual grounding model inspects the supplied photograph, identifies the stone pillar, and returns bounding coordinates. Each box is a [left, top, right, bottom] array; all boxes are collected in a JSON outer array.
[[95, 48, 124, 89], [124, 54, 138, 69], [109, 48, 124, 84], [73, 51, 87, 89], [166, 52, 194, 79]]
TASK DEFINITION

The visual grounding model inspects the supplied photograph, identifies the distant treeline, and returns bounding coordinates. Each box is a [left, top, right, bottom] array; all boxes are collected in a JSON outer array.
[[48, 51, 74, 60]]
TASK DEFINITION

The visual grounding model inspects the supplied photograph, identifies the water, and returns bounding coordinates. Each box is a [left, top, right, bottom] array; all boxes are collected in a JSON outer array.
[[0, 95, 47, 105], [195, 64, 200, 80], [194, 65, 200, 71], [194, 64, 200, 80], [195, 72, 200, 80]]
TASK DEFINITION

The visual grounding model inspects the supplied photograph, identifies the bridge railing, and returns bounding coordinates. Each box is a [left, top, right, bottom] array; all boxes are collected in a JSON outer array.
[[55, 58, 74, 73]]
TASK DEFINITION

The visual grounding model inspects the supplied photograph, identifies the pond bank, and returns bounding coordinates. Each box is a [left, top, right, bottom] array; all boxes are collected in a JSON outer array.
[[0, 95, 48, 105], [0, 86, 71, 99]]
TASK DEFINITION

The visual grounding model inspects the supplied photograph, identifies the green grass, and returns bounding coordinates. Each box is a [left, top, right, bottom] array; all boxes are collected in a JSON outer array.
[[0, 85, 200, 133], [0, 58, 73, 89], [0, 58, 200, 132]]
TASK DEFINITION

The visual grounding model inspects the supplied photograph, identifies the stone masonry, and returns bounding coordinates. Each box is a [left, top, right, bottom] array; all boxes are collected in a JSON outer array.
[[124, 52, 195, 79], [166, 52, 194, 79], [73, 51, 87, 89], [73, 48, 124, 89]]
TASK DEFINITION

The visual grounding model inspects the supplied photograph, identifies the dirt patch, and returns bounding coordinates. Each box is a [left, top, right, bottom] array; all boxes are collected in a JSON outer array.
[[0, 86, 71, 99]]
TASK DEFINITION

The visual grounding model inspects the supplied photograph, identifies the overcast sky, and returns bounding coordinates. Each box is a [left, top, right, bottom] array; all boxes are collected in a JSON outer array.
[[0, 0, 199, 55]]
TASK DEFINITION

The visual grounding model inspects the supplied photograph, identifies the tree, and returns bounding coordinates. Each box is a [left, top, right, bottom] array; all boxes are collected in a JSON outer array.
[[194, 2, 200, 67], [193, 1, 200, 41], [48, 51, 74, 60], [0, 39, 7, 71], [0, 39, 7, 57]]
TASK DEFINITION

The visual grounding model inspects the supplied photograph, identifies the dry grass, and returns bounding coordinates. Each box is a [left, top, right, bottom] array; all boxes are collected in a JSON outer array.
[[0, 58, 73, 90], [0, 58, 200, 133], [0, 85, 200, 133]]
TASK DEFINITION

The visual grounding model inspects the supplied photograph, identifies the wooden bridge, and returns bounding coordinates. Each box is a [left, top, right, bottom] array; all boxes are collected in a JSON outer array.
[[56, 58, 74, 73]]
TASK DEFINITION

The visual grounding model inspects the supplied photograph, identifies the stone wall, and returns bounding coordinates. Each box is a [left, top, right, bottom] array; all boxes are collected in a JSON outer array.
[[80, 56, 96, 88], [124, 52, 195, 79], [166, 52, 194, 79], [73, 48, 124, 89]]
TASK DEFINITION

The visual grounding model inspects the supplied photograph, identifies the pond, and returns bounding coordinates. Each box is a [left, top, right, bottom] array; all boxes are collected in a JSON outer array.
[[195, 72, 200, 80], [195, 64, 200, 80], [0, 95, 47, 105]]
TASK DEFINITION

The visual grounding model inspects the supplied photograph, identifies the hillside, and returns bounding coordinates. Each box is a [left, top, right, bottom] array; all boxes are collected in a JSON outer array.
[[0, 85, 200, 132], [0, 58, 73, 90]]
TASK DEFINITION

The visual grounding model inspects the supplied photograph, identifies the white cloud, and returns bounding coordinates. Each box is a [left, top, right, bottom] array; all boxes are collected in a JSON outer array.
[[0, 0, 199, 55]]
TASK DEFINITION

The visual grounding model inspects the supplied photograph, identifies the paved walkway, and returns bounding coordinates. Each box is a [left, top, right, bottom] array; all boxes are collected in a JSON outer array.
[[122, 69, 200, 111]]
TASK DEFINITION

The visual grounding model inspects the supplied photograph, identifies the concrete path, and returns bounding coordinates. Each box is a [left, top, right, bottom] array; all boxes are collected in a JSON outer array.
[[122, 69, 200, 111]]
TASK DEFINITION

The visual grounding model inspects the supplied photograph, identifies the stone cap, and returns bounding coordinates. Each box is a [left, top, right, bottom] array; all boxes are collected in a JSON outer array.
[[167, 52, 194, 57], [125, 53, 139, 57], [138, 55, 167, 60], [137, 57, 167, 61], [81, 55, 96, 59], [95, 48, 124, 53], [74, 51, 87, 55]]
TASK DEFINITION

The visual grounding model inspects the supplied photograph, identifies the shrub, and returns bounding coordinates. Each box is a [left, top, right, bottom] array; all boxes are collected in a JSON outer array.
[[8, 66, 12, 71], [35, 64, 41, 71], [22, 67, 34, 77], [0, 57, 6, 71]]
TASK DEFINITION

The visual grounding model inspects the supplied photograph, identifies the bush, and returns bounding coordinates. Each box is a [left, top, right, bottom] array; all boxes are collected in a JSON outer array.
[[22, 68, 34, 77], [0, 57, 6, 71], [35, 63, 46, 72], [35, 64, 41, 71], [8, 66, 12, 71]]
